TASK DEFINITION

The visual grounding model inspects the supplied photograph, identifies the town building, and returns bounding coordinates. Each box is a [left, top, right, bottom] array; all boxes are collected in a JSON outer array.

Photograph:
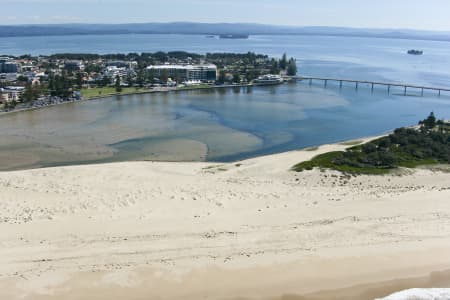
[[0, 57, 20, 74], [0, 86, 25, 103], [146, 64, 217, 83], [0, 73, 18, 82], [104, 66, 129, 78], [106, 60, 137, 69], [64, 60, 85, 71]]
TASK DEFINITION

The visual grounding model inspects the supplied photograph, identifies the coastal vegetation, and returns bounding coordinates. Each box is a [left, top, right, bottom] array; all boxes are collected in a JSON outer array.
[[293, 113, 450, 174]]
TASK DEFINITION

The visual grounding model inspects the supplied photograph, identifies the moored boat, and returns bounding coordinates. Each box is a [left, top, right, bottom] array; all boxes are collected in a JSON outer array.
[[253, 74, 284, 86]]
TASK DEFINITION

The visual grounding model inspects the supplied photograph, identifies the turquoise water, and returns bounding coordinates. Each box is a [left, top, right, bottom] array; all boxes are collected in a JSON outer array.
[[0, 34, 449, 170]]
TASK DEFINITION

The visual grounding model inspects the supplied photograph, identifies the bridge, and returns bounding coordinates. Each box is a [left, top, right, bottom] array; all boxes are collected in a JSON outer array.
[[293, 76, 450, 97]]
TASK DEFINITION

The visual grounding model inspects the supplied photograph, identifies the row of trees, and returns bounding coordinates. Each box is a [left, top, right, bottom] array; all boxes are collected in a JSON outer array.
[[48, 51, 202, 63], [270, 54, 297, 76], [48, 73, 74, 98], [20, 83, 43, 102]]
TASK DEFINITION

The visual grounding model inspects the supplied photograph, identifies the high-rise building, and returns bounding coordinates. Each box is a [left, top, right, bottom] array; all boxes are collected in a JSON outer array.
[[0, 58, 20, 73], [146, 64, 217, 82]]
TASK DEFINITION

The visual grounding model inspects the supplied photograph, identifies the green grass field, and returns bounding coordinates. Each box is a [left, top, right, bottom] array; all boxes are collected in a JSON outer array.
[[81, 85, 217, 99], [81, 87, 148, 99]]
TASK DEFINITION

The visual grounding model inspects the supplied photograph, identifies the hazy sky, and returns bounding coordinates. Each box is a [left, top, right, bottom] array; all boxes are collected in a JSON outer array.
[[1, 0, 450, 31]]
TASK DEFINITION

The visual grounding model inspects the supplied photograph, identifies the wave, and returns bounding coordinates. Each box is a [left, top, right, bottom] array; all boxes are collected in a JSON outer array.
[[378, 289, 450, 300]]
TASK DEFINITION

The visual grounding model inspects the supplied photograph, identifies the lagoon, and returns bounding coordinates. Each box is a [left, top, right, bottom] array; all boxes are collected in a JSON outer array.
[[0, 34, 450, 170], [0, 81, 449, 171]]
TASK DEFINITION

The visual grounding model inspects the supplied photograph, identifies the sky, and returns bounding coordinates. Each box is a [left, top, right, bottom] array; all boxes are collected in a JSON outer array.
[[1, 0, 450, 31]]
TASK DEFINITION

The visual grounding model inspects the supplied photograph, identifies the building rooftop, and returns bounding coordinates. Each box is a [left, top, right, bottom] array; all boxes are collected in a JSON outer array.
[[147, 64, 216, 70]]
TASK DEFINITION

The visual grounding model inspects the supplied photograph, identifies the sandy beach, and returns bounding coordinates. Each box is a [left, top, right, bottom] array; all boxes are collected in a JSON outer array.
[[1, 138, 450, 300]]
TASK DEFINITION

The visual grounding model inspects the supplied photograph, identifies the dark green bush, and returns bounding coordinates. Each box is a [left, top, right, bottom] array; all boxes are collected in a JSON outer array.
[[293, 114, 449, 174]]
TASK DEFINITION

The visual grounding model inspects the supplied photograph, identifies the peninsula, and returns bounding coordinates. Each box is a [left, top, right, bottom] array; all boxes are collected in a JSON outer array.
[[1, 51, 297, 113]]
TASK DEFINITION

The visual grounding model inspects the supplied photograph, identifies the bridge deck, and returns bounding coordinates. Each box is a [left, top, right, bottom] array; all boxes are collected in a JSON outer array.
[[295, 76, 450, 92]]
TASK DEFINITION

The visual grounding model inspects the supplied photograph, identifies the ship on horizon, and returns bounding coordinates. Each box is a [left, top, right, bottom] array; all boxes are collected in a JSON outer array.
[[219, 34, 249, 39], [408, 49, 423, 55]]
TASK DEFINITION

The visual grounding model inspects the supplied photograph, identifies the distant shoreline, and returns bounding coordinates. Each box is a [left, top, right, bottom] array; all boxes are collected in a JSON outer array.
[[1, 32, 450, 43]]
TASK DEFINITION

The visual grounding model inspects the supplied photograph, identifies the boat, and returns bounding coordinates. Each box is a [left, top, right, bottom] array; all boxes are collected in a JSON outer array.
[[219, 34, 249, 39], [407, 49, 423, 55], [253, 74, 284, 86], [205, 35, 216, 38]]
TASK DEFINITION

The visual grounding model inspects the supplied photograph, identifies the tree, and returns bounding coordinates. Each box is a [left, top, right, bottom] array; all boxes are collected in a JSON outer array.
[[270, 59, 280, 74], [5, 99, 17, 110], [115, 75, 122, 92], [48, 73, 73, 99], [17, 75, 29, 83], [76, 72, 83, 90], [245, 69, 259, 82], [420, 112, 437, 129], [126, 73, 134, 87], [136, 68, 146, 87], [160, 69, 169, 84], [147, 69, 155, 85], [84, 63, 102, 73], [217, 70, 226, 84], [101, 75, 111, 87], [280, 53, 288, 70], [287, 58, 298, 76], [362, 143, 377, 154], [21, 83, 39, 102], [232, 73, 241, 84]]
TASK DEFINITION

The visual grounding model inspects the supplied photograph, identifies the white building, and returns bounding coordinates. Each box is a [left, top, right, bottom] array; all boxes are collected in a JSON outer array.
[[0, 86, 25, 103], [146, 64, 217, 82], [104, 66, 128, 78]]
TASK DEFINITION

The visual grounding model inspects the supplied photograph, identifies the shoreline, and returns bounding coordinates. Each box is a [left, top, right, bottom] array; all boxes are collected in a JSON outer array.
[[0, 83, 256, 117], [1, 136, 450, 299], [0, 134, 386, 173]]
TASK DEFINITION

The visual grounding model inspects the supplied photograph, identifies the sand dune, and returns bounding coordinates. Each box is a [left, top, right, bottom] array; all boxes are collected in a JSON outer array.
[[1, 139, 450, 300]]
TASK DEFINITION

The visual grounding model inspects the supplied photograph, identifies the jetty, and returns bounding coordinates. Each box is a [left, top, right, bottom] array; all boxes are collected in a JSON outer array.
[[293, 76, 450, 97]]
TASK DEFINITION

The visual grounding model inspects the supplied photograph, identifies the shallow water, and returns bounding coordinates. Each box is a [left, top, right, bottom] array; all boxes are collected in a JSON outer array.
[[0, 82, 449, 171]]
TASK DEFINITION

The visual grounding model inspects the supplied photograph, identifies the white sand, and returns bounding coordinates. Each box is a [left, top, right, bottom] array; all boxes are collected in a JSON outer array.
[[1, 138, 450, 300]]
